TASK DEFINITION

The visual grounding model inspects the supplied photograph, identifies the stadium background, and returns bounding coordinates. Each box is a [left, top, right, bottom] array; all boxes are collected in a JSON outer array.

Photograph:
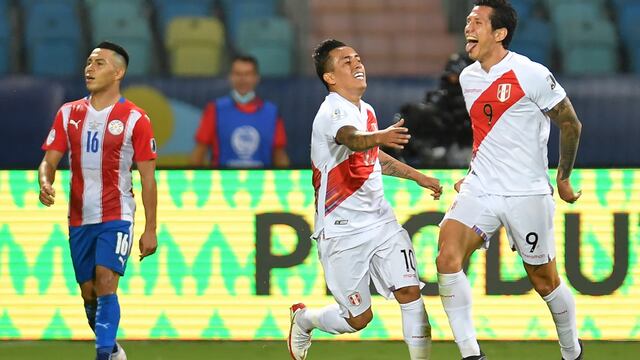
[[0, 0, 639, 358]]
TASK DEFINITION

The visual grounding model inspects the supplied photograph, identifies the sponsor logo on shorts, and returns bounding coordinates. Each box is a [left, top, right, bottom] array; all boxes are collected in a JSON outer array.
[[334, 219, 348, 225], [348, 292, 361, 306], [522, 253, 547, 259]]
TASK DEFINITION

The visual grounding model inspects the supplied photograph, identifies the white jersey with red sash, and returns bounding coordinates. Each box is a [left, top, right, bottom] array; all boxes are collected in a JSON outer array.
[[460, 51, 566, 195], [311, 92, 396, 239], [42, 97, 157, 226]]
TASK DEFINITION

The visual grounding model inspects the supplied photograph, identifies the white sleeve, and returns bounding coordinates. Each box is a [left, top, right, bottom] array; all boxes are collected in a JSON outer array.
[[524, 63, 567, 112], [329, 106, 359, 139]]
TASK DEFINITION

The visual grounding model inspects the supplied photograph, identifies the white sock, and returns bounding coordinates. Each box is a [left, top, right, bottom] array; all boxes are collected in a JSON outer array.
[[543, 282, 580, 360], [400, 298, 432, 360], [296, 304, 356, 335], [438, 271, 481, 358]]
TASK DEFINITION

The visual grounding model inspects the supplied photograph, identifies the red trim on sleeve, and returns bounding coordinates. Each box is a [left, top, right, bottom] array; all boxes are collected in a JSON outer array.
[[132, 112, 157, 162], [42, 109, 68, 153], [194, 102, 219, 167], [273, 116, 287, 149]]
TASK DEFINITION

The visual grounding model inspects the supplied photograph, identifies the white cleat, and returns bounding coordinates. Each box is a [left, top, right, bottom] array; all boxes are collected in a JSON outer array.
[[112, 342, 127, 360], [287, 303, 312, 360]]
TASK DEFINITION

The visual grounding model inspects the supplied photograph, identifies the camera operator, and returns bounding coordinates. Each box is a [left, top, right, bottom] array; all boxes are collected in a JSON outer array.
[[397, 53, 473, 168]]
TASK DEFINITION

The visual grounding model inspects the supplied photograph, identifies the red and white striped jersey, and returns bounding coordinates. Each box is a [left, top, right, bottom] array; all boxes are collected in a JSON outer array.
[[42, 97, 157, 226], [311, 92, 396, 239], [460, 52, 566, 195]]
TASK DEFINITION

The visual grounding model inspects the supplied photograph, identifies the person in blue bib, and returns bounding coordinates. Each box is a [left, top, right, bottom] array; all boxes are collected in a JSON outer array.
[[191, 55, 290, 168]]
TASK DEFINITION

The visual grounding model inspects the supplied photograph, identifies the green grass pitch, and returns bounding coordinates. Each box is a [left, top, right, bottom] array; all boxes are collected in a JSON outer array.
[[1, 340, 638, 359]]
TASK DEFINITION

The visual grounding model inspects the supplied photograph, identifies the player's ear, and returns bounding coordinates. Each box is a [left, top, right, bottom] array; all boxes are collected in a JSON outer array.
[[323, 72, 336, 86], [115, 67, 125, 81], [494, 27, 507, 43]]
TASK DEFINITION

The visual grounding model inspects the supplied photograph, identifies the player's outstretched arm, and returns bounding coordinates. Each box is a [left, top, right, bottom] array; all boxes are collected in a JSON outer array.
[[335, 119, 410, 152], [379, 150, 442, 200], [137, 160, 158, 261], [38, 150, 64, 207], [546, 96, 582, 203]]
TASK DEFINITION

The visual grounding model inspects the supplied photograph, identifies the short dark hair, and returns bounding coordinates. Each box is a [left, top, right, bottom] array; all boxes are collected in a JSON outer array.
[[95, 41, 129, 66], [473, 0, 518, 48], [232, 55, 259, 73], [312, 39, 346, 90]]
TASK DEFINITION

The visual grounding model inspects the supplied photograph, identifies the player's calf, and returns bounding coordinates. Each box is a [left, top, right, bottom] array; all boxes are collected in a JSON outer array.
[[400, 297, 432, 360]]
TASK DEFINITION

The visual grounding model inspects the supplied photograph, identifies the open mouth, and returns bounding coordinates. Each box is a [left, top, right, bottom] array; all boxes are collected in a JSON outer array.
[[465, 39, 479, 53], [353, 71, 365, 80]]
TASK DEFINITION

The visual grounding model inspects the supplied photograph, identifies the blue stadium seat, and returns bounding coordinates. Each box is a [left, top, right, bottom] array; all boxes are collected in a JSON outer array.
[[559, 19, 619, 75], [25, 2, 82, 76], [551, 2, 601, 26], [509, 0, 536, 19], [620, 17, 640, 48], [20, 0, 78, 11], [611, 0, 638, 13], [224, 0, 278, 42], [630, 47, 640, 74], [543, 0, 606, 12], [154, 0, 215, 33], [617, 2, 640, 42], [84, 0, 144, 6], [510, 18, 553, 65], [89, 0, 154, 75], [237, 17, 294, 76], [0, 0, 9, 11], [89, 0, 144, 26], [0, 12, 9, 74]]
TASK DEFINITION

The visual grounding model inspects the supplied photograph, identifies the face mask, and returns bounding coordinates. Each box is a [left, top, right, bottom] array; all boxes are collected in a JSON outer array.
[[231, 90, 256, 104]]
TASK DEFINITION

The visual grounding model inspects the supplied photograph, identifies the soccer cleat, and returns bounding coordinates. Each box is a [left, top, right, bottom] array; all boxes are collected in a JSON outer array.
[[562, 339, 583, 360], [288, 303, 312, 360], [112, 342, 127, 360], [462, 350, 487, 360]]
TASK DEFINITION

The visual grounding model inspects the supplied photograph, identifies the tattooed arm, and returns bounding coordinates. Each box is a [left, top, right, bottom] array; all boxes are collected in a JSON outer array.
[[379, 150, 442, 199], [546, 96, 582, 203], [335, 119, 410, 152]]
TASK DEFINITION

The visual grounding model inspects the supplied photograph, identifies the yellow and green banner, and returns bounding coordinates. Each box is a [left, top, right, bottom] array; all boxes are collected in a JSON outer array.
[[0, 169, 638, 340]]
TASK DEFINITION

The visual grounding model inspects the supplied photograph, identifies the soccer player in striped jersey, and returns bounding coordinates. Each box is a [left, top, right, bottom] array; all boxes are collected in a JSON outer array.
[[436, 1, 583, 359], [39, 42, 158, 360], [287, 39, 442, 360]]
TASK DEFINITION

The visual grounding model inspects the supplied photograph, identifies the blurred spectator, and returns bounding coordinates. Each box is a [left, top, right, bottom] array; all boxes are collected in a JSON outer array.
[[397, 52, 474, 168], [191, 55, 290, 168]]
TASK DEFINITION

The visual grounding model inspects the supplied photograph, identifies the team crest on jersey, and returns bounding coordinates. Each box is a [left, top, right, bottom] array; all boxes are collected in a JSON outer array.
[[497, 83, 511, 102], [348, 292, 362, 306], [108, 120, 124, 135], [46, 129, 56, 145]]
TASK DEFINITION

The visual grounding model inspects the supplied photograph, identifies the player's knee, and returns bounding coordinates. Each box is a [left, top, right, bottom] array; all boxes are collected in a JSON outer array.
[[80, 289, 96, 303], [436, 250, 462, 273], [347, 309, 373, 331], [394, 286, 422, 304], [94, 267, 118, 295], [532, 278, 560, 297], [79, 281, 96, 303]]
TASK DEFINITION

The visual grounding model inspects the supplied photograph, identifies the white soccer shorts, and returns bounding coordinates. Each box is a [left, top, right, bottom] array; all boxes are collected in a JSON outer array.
[[441, 183, 557, 265], [317, 221, 423, 318]]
